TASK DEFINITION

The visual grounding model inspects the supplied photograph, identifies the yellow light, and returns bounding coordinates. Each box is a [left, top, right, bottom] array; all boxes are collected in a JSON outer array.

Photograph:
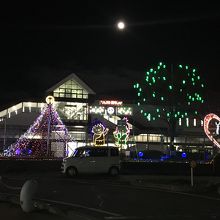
[[46, 96, 55, 104]]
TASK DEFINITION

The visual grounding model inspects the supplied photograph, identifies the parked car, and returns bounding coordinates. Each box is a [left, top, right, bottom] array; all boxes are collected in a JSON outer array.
[[62, 146, 120, 177]]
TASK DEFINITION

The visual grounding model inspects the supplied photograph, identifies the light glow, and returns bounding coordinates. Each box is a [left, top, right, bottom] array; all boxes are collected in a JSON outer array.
[[92, 123, 109, 146], [117, 21, 125, 30], [117, 107, 132, 115], [113, 117, 130, 149], [4, 103, 74, 157], [193, 118, 197, 127], [89, 106, 105, 114], [133, 62, 205, 124], [99, 100, 123, 106], [46, 96, 55, 104]]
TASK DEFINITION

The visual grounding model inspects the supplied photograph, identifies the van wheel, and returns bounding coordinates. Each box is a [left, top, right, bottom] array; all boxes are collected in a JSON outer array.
[[109, 167, 119, 176], [66, 167, 78, 177]]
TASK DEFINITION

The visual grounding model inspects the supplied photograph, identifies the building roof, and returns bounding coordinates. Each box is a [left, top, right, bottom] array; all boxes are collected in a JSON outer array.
[[46, 73, 96, 95]]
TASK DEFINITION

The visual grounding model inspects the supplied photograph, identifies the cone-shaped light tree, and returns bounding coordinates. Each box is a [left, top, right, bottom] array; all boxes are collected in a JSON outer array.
[[5, 96, 74, 158], [134, 62, 205, 150]]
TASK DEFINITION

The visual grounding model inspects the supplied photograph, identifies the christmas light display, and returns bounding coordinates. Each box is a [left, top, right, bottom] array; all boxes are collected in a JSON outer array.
[[117, 107, 133, 116], [89, 106, 105, 114], [204, 113, 220, 148], [92, 123, 109, 146], [107, 107, 115, 115], [89, 106, 133, 116], [133, 62, 205, 122], [113, 117, 131, 149], [46, 95, 55, 104], [5, 97, 74, 158]]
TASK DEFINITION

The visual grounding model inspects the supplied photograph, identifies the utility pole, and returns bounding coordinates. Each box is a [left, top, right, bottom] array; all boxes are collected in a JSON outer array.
[[46, 104, 52, 158]]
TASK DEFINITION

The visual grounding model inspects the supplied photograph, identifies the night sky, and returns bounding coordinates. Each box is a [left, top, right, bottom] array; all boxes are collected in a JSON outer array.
[[0, 1, 220, 108]]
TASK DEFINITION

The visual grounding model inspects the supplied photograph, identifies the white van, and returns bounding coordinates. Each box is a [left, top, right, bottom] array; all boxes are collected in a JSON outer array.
[[62, 146, 120, 177]]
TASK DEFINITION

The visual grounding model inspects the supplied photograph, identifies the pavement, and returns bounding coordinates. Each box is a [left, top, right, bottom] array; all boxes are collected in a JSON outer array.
[[0, 202, 66, 220], [121, 174, 220, 194], [1, 172, 220, 219], [0, 196, 100, 220], [0, 201, 103, 220]]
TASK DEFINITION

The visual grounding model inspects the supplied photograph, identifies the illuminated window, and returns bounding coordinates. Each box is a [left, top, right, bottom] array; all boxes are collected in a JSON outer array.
[[186, 118, 189, 127], [53, 80, 89, 99], [179, 118, 182, 126], [201, 120, 204, 126], [193, 118, 196, 127], [54, 92, 59, 97], [66, 94, 71, 98], [56, 101, 88, 121]]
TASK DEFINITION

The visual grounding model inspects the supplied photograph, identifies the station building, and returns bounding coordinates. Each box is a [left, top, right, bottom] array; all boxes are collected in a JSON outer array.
[[0, 73, 216, 159]]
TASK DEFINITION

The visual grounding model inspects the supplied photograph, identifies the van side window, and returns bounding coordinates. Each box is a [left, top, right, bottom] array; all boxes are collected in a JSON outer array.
[[74, 148, 83, 157], [111, 148, 119, 156], [90, 148, 108, 157], [74, 148, 90, 157]]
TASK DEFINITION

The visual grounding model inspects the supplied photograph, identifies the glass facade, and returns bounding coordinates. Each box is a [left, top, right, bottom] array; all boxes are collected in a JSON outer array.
[[134, 134, 170, 143], [53, 79, 89, 99], [55, 101, 88, 121]]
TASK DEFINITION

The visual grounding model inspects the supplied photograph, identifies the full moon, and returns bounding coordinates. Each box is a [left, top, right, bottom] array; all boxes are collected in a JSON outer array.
[[117, 21, 125, 30]]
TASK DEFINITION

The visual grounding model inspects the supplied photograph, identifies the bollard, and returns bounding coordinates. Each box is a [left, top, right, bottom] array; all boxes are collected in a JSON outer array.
[[20, 179, 38, 213], [190, 160, 196, 187]]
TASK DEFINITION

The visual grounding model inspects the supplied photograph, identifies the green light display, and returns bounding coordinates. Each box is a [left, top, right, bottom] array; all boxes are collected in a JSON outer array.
[[133, 62, 205, 123]]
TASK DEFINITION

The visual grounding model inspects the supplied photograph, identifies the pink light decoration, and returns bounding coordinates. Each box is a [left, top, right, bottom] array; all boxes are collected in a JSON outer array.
[[204, 113, 220, 148]]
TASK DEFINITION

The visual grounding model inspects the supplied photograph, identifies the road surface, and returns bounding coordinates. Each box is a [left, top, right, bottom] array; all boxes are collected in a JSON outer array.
[[1, 172, 220, 219]]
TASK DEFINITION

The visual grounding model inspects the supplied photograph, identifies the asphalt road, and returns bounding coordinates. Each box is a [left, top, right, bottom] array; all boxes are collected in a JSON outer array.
[[1, 173, 220, 219]]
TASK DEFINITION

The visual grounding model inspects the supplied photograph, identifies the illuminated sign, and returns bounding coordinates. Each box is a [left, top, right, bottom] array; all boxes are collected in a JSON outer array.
[[204, 113, 220, 148], [89, 106, 105, 114], [117, 107, 132, 116], [107, 107, 115, 115], [89, 106, 133, 116], [99, 100, 123, 106]]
